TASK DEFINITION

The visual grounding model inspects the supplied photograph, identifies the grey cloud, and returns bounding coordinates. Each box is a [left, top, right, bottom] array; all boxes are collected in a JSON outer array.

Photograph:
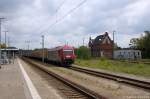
[[0, 0, 150, 48], [0, 0, 33, 13]]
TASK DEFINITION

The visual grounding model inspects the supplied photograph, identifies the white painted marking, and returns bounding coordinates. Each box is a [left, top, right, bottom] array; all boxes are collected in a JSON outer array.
[[17, 59, 41, 99]]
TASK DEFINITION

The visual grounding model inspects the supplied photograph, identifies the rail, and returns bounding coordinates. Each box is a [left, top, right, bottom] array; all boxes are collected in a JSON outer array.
[[23, 58, 106, 99], [70, 65, 150, 91]]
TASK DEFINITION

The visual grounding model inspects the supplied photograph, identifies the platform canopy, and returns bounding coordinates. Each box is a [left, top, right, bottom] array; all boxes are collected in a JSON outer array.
[[0, 47, 19, 51]]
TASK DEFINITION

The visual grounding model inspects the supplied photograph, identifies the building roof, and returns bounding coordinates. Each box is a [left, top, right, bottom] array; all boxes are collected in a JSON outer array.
[[1, 48, 19, 51], [89, 32, 113, 46], [7, 47, 17, 49]]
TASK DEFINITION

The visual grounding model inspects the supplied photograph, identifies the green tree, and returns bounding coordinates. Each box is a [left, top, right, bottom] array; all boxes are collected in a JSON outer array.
[[141, 31, 150, 58], [0, 43, 6, 48], [130, 31, 150, 58], [129, 38, 139, 49], [75, 46, 91, 59]]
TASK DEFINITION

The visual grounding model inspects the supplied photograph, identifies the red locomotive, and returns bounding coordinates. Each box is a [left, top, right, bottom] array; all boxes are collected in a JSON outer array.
[[48, 45, 76, 65], [23, 45, 76, 66]]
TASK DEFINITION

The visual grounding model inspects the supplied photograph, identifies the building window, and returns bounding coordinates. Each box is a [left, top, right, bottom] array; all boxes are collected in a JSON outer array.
[[138, 52, 140, 55]]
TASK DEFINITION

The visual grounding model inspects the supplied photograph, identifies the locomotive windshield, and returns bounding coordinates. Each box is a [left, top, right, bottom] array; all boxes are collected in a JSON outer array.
[[63, 50, 73, 55]]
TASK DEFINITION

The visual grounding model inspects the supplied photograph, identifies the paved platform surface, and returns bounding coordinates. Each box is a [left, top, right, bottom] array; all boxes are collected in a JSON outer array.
[[0, 58, 62, 99], [0, 59, 27, 99], [19, 59, 63, 99]]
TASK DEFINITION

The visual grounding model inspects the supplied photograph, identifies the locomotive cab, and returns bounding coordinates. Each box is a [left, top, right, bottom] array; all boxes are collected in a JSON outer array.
[[63, 49, 75, 64]]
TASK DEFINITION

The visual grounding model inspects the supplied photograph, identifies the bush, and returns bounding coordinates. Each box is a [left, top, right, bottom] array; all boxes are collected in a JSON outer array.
[[75, 46, 91, 59]]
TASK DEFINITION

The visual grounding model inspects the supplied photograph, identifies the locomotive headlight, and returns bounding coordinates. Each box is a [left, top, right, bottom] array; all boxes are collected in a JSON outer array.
[[66, 55, 71, 58]]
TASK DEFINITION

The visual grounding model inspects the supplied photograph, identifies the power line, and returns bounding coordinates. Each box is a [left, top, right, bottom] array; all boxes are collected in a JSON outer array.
[[20, 0, 87, 49], [50, 0, 87, 31], [35, 0, 67, 34], [55, 0, 67, 26], [59, 0, 87, 21], [56, 0, 66, 13], [41, 0, 87, 33]]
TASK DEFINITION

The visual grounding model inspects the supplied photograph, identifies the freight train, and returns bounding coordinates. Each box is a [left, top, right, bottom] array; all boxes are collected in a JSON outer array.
[[22, 45, 76, 66]]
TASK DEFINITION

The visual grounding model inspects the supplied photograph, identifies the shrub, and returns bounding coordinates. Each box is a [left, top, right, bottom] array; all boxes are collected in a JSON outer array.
[[75, 46, 91, 59]]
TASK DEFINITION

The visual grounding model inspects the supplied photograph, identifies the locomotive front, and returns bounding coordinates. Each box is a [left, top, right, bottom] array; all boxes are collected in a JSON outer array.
[[62, 46, 76, 65]]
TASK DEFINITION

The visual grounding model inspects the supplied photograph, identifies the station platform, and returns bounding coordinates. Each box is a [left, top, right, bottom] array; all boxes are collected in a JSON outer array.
[[0, 59, 27, 99], [0, 58, 62, 99]]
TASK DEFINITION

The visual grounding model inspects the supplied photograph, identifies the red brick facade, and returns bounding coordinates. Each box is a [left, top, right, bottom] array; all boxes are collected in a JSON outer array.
[[89, 32, 113, 59]]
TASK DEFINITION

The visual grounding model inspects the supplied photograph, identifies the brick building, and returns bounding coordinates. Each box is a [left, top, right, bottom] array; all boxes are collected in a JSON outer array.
[[89, 32, 113, 58]]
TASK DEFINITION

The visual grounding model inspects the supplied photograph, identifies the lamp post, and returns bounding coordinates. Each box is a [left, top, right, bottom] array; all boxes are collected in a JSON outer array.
[[113, 30, 116, 59]]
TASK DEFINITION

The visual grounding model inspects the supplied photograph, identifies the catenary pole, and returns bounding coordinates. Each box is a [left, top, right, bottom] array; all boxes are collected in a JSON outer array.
[[83, 37, 85, 46], [113, 30, 116, 59], [41, 35, 44, 62], [3, 31, 8, 50], [0, 17, 5, 64], [25, 41, 30, 50], [7, 37, 10, 47]]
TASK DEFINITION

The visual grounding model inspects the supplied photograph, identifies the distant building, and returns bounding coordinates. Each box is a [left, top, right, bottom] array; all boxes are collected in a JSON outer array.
[[1, 47, 19, 58], [114, 49, 142, 60], [0, 47, 19, 64], [89, 32, 113, 58]]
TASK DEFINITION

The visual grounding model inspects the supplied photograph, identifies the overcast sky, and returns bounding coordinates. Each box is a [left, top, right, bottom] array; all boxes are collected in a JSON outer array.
[[0, 0, 150, 49]]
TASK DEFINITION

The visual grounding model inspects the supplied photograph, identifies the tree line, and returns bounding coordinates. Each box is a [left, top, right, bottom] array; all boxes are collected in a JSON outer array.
[[130, 31, 150, 58]]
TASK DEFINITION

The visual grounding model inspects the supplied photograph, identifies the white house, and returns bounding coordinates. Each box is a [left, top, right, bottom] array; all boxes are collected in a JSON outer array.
[[114, 50, 142, 60]]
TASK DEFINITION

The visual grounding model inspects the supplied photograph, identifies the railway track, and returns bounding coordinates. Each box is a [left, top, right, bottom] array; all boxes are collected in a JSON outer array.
[[70, 65, 150, 91], [23, 58, 106, 99]]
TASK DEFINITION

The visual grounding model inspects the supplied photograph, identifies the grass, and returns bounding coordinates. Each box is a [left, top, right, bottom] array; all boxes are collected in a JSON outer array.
[[75, 58, 150, 77]]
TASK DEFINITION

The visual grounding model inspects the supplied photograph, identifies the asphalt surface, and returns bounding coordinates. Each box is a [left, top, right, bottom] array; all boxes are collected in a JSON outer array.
[[0, 58, 62, 99], [0, 59, 27, 99]]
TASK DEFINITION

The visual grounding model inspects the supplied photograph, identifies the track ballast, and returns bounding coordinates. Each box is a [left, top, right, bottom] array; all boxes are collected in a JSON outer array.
[[23, 58, 106, 99], [70, 65, 150, 91]]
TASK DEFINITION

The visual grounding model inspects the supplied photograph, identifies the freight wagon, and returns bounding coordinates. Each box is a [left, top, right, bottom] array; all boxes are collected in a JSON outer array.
[[22, 45, 76, 66]]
